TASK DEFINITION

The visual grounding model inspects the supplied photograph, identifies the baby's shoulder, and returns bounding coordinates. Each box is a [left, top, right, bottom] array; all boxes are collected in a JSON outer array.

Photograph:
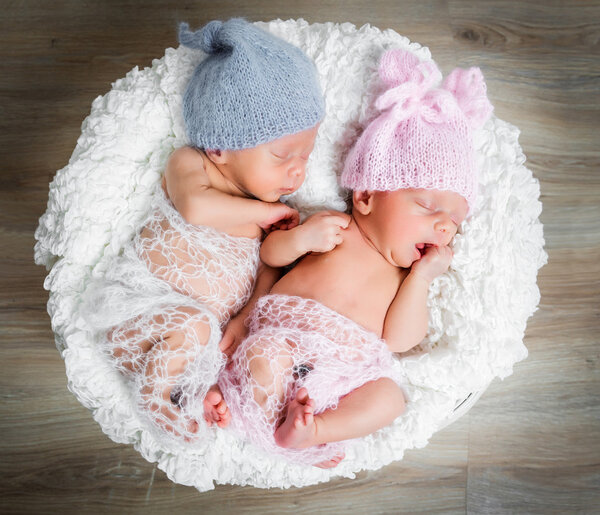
[[165, 146, 209, 183]]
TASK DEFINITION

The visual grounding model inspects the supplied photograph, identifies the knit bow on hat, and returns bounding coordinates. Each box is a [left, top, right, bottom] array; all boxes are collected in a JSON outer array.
[[340, 48, 494, 213], [375, 53, 444, 123]]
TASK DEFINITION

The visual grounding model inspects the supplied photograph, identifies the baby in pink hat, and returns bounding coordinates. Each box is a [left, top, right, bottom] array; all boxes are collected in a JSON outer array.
[[206, 49, 493, 467]]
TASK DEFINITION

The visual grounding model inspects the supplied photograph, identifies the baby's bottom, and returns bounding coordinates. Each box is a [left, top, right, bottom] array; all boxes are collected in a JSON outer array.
[[139, 224, 213, 303], [135, 215, 257, 325], [108, 304, 224, 441]]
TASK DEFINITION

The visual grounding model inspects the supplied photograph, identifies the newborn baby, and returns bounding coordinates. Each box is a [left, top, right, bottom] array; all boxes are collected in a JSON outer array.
[[207, 48, 493, 467], [82, 18, 325, 441]]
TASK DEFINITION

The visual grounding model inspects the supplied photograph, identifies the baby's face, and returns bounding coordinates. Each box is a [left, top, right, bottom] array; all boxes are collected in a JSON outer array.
[[364, 188, 468, 268], [224, 124, 319, 202]]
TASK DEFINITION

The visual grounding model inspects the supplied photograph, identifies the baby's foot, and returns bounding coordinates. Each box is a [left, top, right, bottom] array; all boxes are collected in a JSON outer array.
[[315, 452, 345, 469], [274, 388, 317, 449], [203, 385, 231, 428]]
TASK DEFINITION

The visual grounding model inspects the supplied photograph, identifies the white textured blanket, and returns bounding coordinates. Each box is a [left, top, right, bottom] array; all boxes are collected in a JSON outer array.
[[34, 19, 547, 491]]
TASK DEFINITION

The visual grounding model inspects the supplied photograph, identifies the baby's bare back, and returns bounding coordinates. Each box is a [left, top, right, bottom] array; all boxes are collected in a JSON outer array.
[[270, 221, 406, 337]]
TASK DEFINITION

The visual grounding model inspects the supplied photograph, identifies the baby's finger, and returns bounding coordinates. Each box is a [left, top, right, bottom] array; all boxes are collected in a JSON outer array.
[[261, 224, 276, 235], [340, 213, 352, 228], [326, 212, 351, 228], [287, 210, 300, 229], [218, 331, 233, 352]]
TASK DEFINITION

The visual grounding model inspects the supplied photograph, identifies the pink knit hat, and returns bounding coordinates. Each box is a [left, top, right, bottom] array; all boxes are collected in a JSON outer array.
[[340, 49, 493, 211]]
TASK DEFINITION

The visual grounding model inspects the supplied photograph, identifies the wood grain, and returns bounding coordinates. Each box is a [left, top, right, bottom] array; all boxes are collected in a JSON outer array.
[[1, 0, 598, 513]]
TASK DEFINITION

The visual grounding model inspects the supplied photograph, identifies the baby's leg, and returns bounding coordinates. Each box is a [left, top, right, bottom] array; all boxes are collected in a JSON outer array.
[[275, 377, 405, 451], [110, 305, 214, 440], [219, 333, 295, 437], [244, 338, 294, 425], [108, 306, 205, 374], [108, 311, 170, 374]]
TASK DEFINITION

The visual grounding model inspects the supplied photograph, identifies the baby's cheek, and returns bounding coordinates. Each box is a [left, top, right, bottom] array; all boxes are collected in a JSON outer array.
[[394, 223, 417, 245]]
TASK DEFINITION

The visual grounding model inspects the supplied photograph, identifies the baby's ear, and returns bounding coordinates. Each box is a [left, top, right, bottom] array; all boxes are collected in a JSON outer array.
[[205, 148, 228, 164], [352, 190, 375, 215], [443, 67, 493, 129]]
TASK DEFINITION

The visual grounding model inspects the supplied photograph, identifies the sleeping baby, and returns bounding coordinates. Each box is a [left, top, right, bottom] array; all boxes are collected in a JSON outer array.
[[205, 48, 493, 467], [82, 18, 335, 441]]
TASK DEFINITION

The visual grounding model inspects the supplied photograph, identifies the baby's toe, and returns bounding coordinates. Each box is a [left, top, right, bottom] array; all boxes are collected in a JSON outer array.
[[296, 388, 309, 403], [217, 410, 231, 428], [205, 389, 221, 405], [293, 415, 305, 430], [187, 419, 199, 434]]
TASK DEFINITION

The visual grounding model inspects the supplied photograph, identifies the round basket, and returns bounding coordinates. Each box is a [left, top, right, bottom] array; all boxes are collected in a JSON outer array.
[[34, 19, 546, 491]]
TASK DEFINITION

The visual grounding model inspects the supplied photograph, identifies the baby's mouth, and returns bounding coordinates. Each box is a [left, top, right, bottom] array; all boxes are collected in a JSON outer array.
[[416, 243, 432, 257]]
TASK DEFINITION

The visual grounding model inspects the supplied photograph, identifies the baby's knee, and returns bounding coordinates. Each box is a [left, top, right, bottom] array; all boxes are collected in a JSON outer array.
[[377, 377, 406, 417], [107, 326, 147, 374], [176, 306, 213, 346], [245, 341, 293, 406], [157, 307, 212, 357], [246, 348, 275, 391]]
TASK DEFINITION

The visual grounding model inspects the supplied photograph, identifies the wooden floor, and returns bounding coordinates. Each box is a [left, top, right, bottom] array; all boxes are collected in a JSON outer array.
[[1, 1, 598, 513]]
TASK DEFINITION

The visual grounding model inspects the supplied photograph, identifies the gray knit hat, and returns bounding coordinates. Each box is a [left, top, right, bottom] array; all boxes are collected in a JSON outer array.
[[179, 19, 325, 150]]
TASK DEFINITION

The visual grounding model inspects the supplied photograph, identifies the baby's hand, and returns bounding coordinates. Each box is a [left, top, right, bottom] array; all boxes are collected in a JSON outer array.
[[411, 245, 453, 283], [297, 211, 351, 254], [260, 202, 300, 234], [219, 310, 249, 359]]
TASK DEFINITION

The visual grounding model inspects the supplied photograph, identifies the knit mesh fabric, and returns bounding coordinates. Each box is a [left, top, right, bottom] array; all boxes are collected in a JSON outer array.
[[343, 105, 476, 205], [180, 19, 325, 150], [341, 49, 493, 211], [219, 294, 406, 464], [80, 187, 261, 442], [137, 188, 260, 325]]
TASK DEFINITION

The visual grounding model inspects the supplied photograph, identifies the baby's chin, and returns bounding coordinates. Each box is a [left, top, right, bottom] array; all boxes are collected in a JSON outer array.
[[388, 249, 414, 269], [254, 191, 284, 203], [263, 187, 301, 203]]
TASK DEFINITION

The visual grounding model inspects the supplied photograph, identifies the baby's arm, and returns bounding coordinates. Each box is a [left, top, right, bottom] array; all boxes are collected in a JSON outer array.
[[219, 262, 280, 358], [164, 147, 298, 232], [260, 210, 351, 267], [383, 246, 453, 353]]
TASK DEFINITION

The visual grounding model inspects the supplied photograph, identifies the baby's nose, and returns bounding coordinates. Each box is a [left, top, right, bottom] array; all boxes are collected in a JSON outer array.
[[435, 218, 455, 245], [288, 160, 304, 177]]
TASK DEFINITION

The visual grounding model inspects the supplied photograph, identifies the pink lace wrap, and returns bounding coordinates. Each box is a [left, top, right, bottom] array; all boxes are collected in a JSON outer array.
[[81, 187, 261, 442], [219, 294, 405, 464]]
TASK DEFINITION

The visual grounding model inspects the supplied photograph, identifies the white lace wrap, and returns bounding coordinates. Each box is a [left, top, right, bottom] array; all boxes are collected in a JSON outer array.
[[78, 187, 260, 443], [34, 19, 546, 491]]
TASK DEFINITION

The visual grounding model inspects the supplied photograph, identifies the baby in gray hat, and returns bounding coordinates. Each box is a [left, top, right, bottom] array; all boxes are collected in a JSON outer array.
[[91, 19, 349, 441]]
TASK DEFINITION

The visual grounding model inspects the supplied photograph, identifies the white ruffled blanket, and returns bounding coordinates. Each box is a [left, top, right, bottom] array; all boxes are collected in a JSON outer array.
[[34, 19, 547, 491]]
